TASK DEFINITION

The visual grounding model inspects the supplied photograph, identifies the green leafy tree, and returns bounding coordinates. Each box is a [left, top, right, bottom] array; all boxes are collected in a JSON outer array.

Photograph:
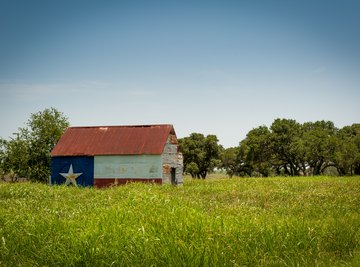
[[179, 133, 222, 179], [301, 121, 337, 175], [185, 162, 200, 178], [0, 108, 69, 182], [25, 108, 69, 182], [233, 142, 254, 177], [334, 124, 360, 175], [270, 119, 304, 176], [354, 124, 360, 175], [220, 147, 239, 177], [0, 138, 5, 180], [240, 125, 273, 177], [0, 132, 30, 182], [0, 138, 8, 181]]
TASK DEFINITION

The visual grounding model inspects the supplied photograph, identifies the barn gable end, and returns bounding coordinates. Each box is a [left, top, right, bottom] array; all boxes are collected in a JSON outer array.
[[162, 133, 183, 185]]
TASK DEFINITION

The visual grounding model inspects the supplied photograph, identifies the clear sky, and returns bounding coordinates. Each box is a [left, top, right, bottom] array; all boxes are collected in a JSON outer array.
[[0, 0, 359, 148]]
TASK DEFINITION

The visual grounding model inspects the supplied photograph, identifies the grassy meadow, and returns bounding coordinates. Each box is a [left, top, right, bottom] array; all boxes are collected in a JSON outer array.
[[1, 176, 360, 266]]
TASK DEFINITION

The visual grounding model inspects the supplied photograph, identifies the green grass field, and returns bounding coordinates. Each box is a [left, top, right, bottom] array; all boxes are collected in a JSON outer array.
[[1, 176, 360, 266]]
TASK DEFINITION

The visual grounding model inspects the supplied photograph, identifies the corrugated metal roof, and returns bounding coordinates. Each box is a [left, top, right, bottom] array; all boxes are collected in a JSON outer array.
[[51, 124, 176, 156]]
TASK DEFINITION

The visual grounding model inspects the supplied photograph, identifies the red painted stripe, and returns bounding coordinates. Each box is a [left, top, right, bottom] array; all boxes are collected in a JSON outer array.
[[94, 178, 162, 188]]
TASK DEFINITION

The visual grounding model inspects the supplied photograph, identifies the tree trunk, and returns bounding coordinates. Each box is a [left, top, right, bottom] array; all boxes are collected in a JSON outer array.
[[337, 166, 346, 176], [312, 161, 322, 176], [354, 164, 360, 175], [284, 165, 291, 176]]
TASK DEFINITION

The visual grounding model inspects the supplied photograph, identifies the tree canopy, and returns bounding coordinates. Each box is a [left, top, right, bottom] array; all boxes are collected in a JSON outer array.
[[220, 119, 360, 177], [0, 107, 69, 182], [179, 133, 222, 179]]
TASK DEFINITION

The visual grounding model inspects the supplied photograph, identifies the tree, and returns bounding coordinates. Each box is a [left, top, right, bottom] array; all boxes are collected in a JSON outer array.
[[0, 108, 69, 182], [0, 133, 30, 182], [26, 108, 69, 182], [0, 138, 8, 181], [269, 119, 304, 176], [220, 147, 239, 177], [301, 121, 337, 175], [179, 133, 222, 178], [240, 125, 273, 177], [226, 142, 255, 177], [333, 124, 360, 175]]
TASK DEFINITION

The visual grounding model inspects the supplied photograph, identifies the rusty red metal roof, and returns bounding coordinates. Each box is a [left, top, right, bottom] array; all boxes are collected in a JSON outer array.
[[51, 124, 176, 156]]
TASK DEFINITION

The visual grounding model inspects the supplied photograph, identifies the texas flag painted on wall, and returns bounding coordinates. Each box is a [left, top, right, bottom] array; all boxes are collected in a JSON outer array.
[[51, 156, 94, 186]]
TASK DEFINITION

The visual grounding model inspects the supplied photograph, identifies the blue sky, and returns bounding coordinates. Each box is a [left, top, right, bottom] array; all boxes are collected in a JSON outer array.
[[0, 0, 359, 147]]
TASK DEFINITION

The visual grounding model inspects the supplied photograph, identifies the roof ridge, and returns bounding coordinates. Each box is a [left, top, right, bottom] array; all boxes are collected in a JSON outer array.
[[67, 124, 173, 129]]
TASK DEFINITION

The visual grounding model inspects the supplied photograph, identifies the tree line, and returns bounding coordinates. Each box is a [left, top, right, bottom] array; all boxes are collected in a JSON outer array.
[[179, 119, 360, 178], [1, 108, 359, 182]]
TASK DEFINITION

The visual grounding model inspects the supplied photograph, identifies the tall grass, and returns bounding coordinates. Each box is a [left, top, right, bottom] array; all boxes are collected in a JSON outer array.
[[1, 176, 359, 266]]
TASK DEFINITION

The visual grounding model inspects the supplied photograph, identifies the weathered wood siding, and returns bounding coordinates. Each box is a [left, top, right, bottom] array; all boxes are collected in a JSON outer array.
[[162, 134, 183, 184]]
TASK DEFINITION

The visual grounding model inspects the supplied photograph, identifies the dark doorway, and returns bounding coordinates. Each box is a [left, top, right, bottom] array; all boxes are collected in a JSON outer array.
[[171, 168, 176, 185]]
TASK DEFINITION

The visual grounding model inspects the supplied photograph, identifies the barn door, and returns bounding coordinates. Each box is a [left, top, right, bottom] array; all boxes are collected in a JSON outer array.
[[171, 168, 176, 185]]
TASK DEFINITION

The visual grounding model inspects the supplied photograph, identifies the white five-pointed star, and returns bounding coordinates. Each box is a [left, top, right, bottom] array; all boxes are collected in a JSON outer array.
[[59, 164, 82, 186]]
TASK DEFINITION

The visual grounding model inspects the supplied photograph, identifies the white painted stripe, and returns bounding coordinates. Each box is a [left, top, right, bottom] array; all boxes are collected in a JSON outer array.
[[94, 155, 162, 179]]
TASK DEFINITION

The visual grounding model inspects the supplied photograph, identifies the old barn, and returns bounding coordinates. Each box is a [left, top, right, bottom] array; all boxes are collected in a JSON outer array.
[[50, 124, 183, 187]]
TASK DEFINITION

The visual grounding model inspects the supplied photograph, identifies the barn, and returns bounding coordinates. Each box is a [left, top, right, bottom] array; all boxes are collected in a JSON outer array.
[[50, 124, 183, 187]]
